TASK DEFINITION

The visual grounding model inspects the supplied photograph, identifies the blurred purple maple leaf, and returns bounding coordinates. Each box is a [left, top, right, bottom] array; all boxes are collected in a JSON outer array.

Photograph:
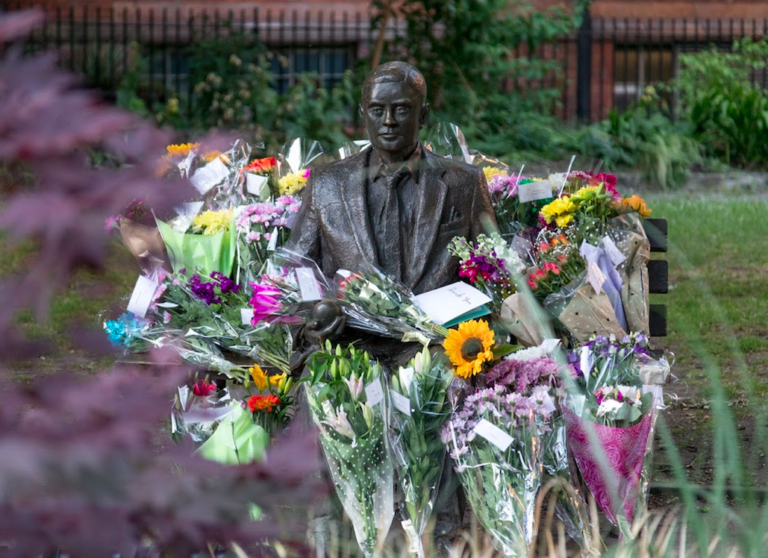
[[0, 10, 322, 557]]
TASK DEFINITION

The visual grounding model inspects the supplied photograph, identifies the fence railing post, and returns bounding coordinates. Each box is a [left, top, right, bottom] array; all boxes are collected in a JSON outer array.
[[576, 7, 592, 123]]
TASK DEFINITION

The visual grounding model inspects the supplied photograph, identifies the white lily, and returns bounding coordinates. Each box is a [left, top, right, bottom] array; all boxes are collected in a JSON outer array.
[[323, 407, 356, 440], [344, 374, 365, 401]]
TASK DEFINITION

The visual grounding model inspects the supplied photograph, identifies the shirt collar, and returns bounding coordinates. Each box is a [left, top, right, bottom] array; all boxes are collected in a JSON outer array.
[[371, 144, 423, 183]]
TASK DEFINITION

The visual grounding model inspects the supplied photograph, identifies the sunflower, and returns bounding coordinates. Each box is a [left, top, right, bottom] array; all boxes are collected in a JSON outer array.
[[443, 319, 495, 379], [166, 142, 200, 158]]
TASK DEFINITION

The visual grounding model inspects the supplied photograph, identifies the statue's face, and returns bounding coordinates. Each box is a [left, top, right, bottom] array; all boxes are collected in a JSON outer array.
[[362, 80, 426, 161]]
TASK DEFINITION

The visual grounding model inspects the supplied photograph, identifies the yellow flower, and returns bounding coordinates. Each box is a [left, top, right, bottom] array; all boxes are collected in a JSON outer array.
[[555, 214, 574, 227], [250, 364, 268, 391], [482, 167, 507, 183], [443, 319, 495, 380], [268, 373, 287, 390], [540, 197, 577, 225], [201, 150, 223, 162], [192, 209, 232, 235], [277, 172, 309, 196], [620, 195, 652, 217], [573, 185, 600, 199], [166, 142, 200, 158]]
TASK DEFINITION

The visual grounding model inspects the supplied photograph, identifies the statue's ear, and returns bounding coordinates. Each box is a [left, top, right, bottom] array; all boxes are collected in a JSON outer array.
[[359, 104, 365, 119], [420, 103, 430, 128]]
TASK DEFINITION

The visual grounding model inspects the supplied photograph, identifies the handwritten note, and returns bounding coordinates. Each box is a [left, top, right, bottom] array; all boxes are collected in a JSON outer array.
[[413, 282, 491, 326], [601, 235, 627, 267]]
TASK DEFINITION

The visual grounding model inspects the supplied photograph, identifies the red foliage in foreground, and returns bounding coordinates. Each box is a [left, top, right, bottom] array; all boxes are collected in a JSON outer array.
[[0, 10, 321, 557]]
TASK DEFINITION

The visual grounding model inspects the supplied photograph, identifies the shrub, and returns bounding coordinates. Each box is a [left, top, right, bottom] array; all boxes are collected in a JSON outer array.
[[676, 38, 768, 168]]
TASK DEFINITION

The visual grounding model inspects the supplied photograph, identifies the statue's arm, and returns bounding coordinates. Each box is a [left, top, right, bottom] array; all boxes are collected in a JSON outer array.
[[469, 167, 497, 241], [287, 173, 321, 261]]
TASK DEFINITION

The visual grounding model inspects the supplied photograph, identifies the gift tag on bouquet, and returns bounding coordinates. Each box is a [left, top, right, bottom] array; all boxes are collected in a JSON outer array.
[[518, 180, 553, 204], [126, 275, 159, 319], [587, 262, 606, 295], [296, 267, 322, 301], [601, 235, 627, 267], [190, 157, 229, 195], [474, 419, 514, 451], [246, 173, 270, 200], [364, 379, 384, 406], [390, 390, 411, 416], [240, 308, 254, 326], [413, 281, 491, 327]]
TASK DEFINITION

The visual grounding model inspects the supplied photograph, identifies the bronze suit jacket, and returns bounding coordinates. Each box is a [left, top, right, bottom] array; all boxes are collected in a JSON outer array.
[[288, 146, 497, 294]]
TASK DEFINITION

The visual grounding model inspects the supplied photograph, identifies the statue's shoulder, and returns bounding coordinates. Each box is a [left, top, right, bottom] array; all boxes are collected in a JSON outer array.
[[309, 150, 368, 185]]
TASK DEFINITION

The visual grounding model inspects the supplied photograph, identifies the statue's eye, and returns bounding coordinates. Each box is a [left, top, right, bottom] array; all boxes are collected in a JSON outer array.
[[369, 107, 383, 117], [395, 106, 410, 116]]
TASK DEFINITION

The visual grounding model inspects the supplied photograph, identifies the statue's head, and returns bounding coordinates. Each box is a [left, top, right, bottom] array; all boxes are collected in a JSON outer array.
[[360, 61, 429, 162]]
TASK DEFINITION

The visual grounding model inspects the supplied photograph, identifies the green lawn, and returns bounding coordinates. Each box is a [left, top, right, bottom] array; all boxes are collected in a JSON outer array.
[[645, 193, 768, 487]]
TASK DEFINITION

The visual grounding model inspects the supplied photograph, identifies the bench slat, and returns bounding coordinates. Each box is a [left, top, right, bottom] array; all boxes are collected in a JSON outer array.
[[644, 218, 668, 253], [649, 304, 667, 337], [648, 260, 668, 294]]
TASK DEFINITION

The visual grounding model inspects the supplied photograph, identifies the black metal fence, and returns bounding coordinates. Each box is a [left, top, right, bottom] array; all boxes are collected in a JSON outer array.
[[7, 3, 768, 123]]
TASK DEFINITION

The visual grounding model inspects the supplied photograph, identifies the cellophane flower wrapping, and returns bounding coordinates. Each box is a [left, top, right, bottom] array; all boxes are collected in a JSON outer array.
[[564, 333, 661, 530], [442, 385, 554, 557], [156, 212, 237, 278], [234, 195, 302, 285], [304, 343, 394, 558], [276, 137, 325, 197], [388, 347, 455, 557], [335, 266, 446, 341], [483, 346, 589, 546]]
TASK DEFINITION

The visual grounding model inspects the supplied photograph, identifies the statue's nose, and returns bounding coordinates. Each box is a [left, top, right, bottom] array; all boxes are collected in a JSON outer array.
[[383, 108, 397, 126]]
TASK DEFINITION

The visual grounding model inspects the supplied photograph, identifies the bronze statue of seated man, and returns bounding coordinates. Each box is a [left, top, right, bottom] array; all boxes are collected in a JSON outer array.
[[288, 61, 496, 368]]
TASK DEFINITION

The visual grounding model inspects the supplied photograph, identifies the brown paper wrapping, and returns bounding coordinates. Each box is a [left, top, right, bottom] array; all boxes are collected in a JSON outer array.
[[608, 214, 650, 335], [554, 283, 627, 343], [117, 217, 172, 274], [499, 292, 547, 347]]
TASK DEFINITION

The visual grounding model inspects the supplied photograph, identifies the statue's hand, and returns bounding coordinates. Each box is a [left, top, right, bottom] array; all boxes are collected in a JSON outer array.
[[305, 299, 346, 345]]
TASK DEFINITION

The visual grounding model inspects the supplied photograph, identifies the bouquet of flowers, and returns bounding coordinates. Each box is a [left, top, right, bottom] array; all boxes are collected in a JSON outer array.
[[242, 156, 278, 201], [304, 343, 394, 558], [441, 384, 555, 557], [156, 207, 237, 278], [447, 232, 526, 314], [484, 347, 590, 546], [388, 347, 455, 557], [563, 333, 657, 529], [171, 378, 236, 444], [244, 364, 294, 438], [276, 137, 325, 197], [336, 268, 448, 341], [235, 195, 302, 284]]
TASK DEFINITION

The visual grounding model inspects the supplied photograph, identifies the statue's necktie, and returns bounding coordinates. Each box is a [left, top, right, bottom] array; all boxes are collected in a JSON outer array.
[[382, 171, 405, 280]]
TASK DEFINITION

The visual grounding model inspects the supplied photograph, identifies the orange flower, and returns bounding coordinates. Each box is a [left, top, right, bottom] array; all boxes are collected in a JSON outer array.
[[619, 195, 652, 217], [247, 394, 281, 413], [244, 157, 277, 174]]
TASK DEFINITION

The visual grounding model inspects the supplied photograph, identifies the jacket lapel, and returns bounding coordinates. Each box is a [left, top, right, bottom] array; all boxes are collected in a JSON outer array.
[[407, 150, 447, 287], [340, 149, 378, 266]]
